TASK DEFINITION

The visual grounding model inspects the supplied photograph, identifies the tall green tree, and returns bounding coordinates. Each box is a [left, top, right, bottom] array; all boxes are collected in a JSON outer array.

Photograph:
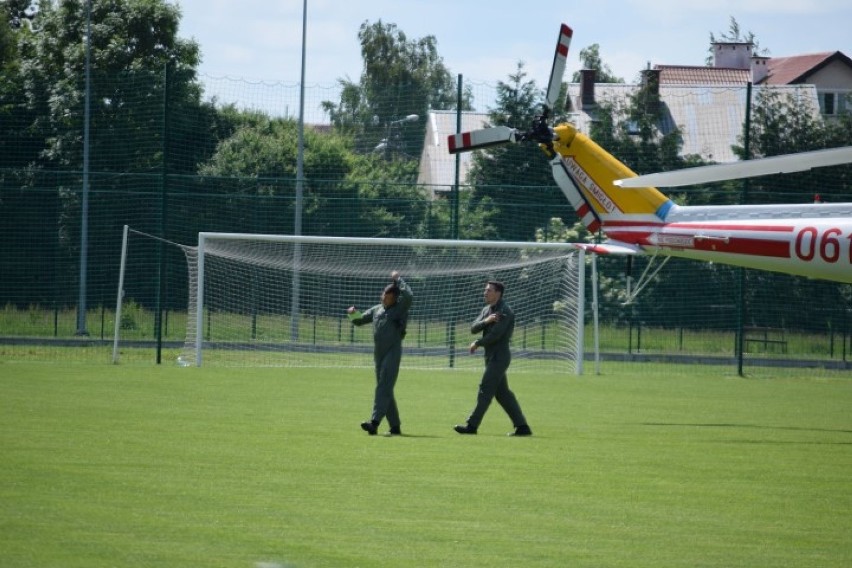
[[466, 62, 572, 241], [18, 0, 206, 172], [0, 4, 36, 171], [199, 113, 358, 236], [570, 44, 624, 83], [733, 86, 851, 204], [590, 77, 694, 183], [343, 154, 430, 238], [10, 0, 214, 306], [1, 0, 37, 31], [199, 112, 439, 239], [321, 20, 472, 157], [0, 2, 48, 307]]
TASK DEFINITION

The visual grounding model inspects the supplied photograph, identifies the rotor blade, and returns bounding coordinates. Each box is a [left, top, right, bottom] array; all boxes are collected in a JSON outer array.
[[447, 126, 517, 154], [545, 24, 573, 112], [615, 146, 852, 188]]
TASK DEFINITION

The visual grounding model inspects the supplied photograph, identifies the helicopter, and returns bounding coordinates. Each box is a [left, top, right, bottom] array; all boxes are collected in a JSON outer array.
[[448, 23, 852, 293]]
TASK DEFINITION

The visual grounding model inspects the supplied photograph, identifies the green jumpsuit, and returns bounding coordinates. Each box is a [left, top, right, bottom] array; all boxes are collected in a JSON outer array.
[[466, 297, 528, 429], [351, 278, 413, 429]]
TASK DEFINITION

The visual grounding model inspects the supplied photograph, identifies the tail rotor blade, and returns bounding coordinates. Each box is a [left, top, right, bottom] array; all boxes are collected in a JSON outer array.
[[448, 126, 517, 154], [545, 24, 573, 112]]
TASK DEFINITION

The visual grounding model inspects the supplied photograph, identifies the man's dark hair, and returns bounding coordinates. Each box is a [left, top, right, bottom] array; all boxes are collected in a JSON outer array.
[[383, 283, 400, 298], [487, 281, 505, 295]]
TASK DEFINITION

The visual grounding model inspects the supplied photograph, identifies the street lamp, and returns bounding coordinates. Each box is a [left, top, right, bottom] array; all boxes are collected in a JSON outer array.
[[374, 114, 419, 159]]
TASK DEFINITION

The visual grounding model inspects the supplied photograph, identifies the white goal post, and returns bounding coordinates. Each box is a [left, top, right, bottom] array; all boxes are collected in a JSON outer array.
[[182, 233, 595, 374]]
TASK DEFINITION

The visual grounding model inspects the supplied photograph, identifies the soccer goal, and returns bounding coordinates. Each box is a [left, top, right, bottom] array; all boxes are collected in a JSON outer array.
[[180, 233, 590, 374]]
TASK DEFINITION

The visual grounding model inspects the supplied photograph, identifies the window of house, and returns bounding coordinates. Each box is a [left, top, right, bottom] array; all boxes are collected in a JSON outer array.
[[839, 92, 851, 114], [820, 91, 852, 115], [820, 92, 836, 115]]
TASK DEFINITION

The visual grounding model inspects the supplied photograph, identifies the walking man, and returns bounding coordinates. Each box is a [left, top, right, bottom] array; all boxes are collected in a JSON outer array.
[[348, 271, 413, 436], [455, 280, 532, 437]]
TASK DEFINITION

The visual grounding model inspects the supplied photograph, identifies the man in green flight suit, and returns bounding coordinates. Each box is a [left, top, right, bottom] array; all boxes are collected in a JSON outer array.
[[454, 280, 532, 437], [347, 271, 413, 436]]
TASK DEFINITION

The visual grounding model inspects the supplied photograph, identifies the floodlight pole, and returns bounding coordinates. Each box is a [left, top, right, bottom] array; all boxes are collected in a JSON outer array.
[[447, 74, 465, 366], [291, 0, 307, 341], [76, 0, 92, 336]]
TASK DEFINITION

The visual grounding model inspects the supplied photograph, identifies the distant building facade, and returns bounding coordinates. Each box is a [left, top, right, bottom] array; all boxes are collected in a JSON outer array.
[[655, 40, 852, 118]]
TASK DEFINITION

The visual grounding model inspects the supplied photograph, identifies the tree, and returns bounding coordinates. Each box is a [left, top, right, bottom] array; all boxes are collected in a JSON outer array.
[[1, 3, 19, 62], [199, 113, 356, 235], [10, 0, 214, 307], [589, 76, 694, 184], [0, 2, 51, 308], [465, 62, 573, 241], [0, 4, 38, 172], [18, 0, 204, 171], [198, 111, 439, 239], [732, 86, 849, 204], [343, 153, 430, 238], [424, 189, 499, 240], [321, 20, 472, 157], [1, 0, 37, 30], [570, 44, 624, 84]]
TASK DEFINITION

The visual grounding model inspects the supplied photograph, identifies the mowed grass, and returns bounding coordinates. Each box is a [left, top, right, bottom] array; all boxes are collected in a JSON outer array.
[[1, 362, 850, 568]]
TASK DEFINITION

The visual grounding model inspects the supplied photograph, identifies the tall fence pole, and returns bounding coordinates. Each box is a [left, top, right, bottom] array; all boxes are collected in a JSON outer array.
[[155, 62, 172, 364]]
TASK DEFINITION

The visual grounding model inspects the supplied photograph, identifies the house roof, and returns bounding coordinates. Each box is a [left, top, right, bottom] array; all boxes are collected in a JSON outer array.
[[655, 65, 751, 85], [563, 83, 819, 163], [759, 51, 851, 84]]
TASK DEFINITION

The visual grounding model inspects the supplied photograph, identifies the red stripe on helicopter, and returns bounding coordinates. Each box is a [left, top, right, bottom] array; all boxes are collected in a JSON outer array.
[[665, 222, 795, 232], [692, 237, 790, 258], [604, 230, 791, 258], [602, 220, 796, 233], [605, 229, 652, 239], [575, 203, 601, 233]]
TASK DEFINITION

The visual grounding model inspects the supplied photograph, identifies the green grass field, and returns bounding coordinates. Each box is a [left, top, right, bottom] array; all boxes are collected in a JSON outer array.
[[1, 362, 850, 567]]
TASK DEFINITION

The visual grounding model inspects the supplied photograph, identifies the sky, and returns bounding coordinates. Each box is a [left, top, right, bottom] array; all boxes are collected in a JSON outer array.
[[168, 0, 851, 114]]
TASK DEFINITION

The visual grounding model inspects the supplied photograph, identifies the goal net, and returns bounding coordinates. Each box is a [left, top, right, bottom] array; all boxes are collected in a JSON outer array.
[[181, 233, 587, 374]]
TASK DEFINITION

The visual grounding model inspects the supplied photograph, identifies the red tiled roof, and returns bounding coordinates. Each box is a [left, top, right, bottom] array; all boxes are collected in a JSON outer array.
[[761, 52, 836, 84], [655, 65, 750, 85]]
